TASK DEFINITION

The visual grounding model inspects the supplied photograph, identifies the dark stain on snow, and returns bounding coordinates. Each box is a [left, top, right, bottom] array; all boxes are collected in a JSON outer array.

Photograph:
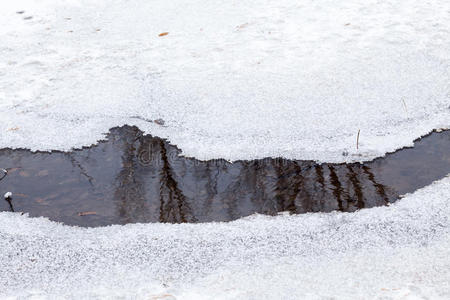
[[0, 126, 449, 227]]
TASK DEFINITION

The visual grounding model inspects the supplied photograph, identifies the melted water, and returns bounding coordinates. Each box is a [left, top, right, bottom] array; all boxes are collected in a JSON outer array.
[[1, 126, 449, 227]]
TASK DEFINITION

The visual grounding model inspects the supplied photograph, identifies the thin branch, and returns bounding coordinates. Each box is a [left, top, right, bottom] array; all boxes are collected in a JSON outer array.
[[0, 168, 7, 182], [401, 98, 408, 118], [356, 129, 360, 150]]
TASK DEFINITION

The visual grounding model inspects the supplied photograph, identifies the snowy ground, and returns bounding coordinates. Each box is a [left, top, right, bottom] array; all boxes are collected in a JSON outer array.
[[0, 176, 449, 299], [1, 0, 450, 299], [0, 0, 449, 162]]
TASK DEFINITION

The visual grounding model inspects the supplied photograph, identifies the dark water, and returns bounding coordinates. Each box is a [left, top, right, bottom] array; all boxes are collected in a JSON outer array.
[[0, 126, 449, 227]]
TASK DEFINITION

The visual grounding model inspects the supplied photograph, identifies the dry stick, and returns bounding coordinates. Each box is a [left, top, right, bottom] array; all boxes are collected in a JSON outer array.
[[1, 169, 13, 211], [401, 98, 408, 118], [356, 129, 360, 150], [0, 168, 7, 181]]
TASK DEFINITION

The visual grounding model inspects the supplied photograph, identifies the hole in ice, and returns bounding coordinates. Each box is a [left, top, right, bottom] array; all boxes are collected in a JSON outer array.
[[0, 126, 449, 227]]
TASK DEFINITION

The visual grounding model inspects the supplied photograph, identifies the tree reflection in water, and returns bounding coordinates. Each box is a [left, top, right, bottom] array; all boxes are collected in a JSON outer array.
[[0, 126, 449, 227]]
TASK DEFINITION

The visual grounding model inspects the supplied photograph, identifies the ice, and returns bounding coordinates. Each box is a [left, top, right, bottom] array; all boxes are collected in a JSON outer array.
[[0, 175, 449, 299], [0, 0, 449, 162]]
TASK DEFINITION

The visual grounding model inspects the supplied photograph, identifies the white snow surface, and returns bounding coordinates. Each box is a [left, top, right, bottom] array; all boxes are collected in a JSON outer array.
[[0, 175, 449, 299], [0, 0, 449, 162]]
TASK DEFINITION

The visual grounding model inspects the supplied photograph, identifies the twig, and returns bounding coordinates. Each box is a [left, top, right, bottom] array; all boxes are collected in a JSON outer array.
[[0, 168, 7, 181], [356, 129, 360, 150], [1, 169, 13, 211], [401, 98, 408, 118], [4, 197, 14, 212]]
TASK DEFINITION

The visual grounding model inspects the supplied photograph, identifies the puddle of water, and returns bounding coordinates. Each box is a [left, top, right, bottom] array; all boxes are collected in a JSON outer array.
[[0, 126, 449, 227]]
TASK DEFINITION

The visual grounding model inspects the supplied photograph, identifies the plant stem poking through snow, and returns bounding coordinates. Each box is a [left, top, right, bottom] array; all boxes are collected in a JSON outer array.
[[3, 194, 14, 212], [1, 170, 14, 211], [402, 98, 408, 118], [356, 129, 360, 150]]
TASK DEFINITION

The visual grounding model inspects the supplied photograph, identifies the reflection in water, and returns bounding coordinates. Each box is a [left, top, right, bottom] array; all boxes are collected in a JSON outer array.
[[0, 126, 449, 227]]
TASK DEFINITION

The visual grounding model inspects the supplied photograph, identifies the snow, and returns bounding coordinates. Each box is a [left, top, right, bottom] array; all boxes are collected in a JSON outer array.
[[0, 175, 449, 299], [0, 0, 449, 162]]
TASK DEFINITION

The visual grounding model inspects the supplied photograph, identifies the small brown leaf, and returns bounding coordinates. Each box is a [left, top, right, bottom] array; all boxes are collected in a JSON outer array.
[[37, 170, 49, 177], [236, 23, 249, 30], [154, 118, 165, 126], [35, 198, 49, 205], [19, 171, 30, 177], [14, 193, 28, 198], [158, 32, 169, 37], [7, 127, 19, 131], [150, 294, 176, 300], [78, 211, 97, 216], [7, 167, 21, 173]]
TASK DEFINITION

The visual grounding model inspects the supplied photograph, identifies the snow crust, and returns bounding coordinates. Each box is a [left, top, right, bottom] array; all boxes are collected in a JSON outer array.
[[1, 0, 449, 162], [0, 175, 449, 299]]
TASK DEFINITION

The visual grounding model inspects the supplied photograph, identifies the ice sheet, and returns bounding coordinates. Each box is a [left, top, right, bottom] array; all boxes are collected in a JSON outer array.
[[1, 0, 449, 162], [0, 175, 449, 299]]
